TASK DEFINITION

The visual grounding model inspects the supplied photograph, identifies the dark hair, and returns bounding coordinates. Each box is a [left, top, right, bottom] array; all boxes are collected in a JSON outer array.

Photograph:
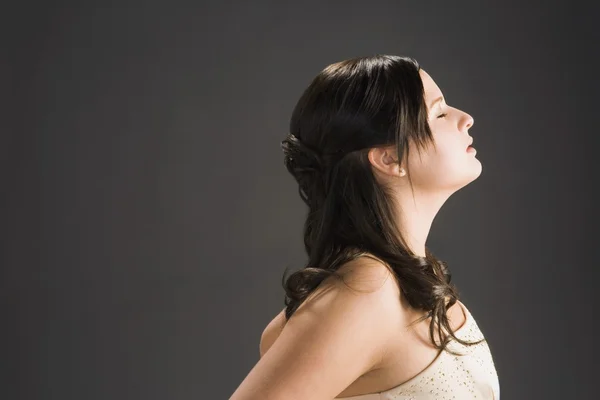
[[280, 54, 484, 355]]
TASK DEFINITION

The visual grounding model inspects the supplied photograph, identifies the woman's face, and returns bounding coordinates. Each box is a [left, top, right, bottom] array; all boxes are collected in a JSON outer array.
[[405, 69, 482, 193]]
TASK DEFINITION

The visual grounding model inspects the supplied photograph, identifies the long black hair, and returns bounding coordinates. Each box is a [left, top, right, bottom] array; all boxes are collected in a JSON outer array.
[[280, 54, 484, 355]]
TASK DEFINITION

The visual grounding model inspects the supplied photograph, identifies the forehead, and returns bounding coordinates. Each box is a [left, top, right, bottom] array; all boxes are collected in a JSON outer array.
[[419, 69, 442, 101]]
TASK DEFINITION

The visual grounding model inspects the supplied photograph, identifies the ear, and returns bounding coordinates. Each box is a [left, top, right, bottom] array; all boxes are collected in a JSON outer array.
[[368, 146, 406, 178]]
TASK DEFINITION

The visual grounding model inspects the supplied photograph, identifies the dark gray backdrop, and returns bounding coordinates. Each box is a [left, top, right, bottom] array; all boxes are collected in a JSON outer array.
[[4, 1, 598, 399]]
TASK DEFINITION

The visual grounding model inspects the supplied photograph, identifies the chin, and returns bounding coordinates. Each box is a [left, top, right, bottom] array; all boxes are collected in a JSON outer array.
[[455, 164, 483, 190], [471, 158, 483, 179]]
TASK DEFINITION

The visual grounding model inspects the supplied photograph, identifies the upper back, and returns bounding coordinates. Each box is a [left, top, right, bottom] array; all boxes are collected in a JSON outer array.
[[253, 256, 500, 400], [261, 255, 402, 353], [231, 255, 409, 400]]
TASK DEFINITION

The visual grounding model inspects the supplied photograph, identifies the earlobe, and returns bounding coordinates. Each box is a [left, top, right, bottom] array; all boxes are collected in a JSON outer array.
[[368, 147, 406, 178]]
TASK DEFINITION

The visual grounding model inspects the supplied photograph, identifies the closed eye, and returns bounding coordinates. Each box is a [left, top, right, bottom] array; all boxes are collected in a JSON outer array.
[[437, 113, 447, 119]]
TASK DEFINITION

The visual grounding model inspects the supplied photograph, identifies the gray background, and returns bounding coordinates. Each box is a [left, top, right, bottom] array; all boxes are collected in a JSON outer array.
[[4, 1, 598, 399]]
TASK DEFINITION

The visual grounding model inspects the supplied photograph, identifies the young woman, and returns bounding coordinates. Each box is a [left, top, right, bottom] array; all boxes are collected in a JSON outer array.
[[230, 55, 500, 400]]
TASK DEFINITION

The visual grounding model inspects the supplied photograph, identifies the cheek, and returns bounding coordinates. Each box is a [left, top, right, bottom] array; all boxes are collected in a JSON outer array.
[[406, 140, 472, 186], [432, 135, 467, 163]]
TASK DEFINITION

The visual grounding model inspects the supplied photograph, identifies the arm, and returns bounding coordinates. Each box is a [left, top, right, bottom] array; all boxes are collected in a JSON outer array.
[[230, 262, 402, 400]]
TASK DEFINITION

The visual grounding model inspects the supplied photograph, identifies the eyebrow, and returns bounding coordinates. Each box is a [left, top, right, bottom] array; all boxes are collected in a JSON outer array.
[[429, 96, 445, 110]]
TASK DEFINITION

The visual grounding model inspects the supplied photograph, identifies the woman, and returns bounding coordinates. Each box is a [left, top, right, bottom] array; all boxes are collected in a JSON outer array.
[[230, 55, 500, 399]]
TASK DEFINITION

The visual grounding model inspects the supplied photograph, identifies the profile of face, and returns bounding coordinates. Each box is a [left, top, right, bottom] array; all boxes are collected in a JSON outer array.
[[404, 69, 481, 194]]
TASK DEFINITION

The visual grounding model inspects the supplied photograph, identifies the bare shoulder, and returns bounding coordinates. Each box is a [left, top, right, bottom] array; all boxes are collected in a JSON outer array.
[[260, 254, 401, 354], [236, 255, 404, 400], [335, 253, 399, 295], [259, 309, 286, 358]]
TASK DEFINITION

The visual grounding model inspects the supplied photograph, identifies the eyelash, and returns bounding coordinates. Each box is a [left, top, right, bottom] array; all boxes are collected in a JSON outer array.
[[437, 113, 447, 119]]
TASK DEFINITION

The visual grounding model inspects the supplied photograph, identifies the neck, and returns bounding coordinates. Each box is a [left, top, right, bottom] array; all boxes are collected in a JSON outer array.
[[392, 187, 451, 257]]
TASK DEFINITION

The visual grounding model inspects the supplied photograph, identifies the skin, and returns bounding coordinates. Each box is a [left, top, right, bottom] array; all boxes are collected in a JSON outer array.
[[229, 69, 475, 400], [369, 69, 479, 257]]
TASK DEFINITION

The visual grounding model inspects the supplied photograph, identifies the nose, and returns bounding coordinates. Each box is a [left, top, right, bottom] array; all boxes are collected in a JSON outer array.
[[461, 111, 474, 133]]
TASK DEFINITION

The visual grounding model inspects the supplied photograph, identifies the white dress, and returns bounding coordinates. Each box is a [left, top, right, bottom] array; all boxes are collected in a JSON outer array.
[[337, 300, 500, 399]]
